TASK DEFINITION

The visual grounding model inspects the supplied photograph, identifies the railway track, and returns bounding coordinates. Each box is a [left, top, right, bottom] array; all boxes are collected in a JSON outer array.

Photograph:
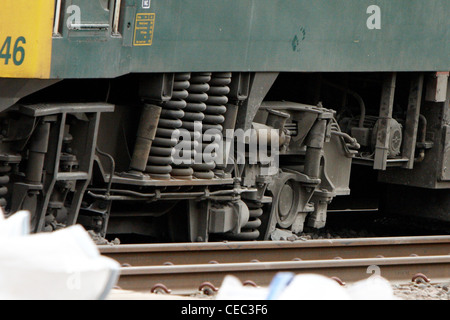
[[100, 236, 450, 296]]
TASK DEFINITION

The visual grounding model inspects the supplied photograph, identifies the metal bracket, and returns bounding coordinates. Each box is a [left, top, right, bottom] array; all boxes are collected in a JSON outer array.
[[426, 72, 449, 103], [374, 73, 397, 170]]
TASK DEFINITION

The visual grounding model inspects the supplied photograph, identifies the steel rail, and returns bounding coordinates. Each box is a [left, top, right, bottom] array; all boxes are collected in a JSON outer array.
[[100, 235, 450, 267], [116, 255, 450, 295], [100, 236, 450, 295]]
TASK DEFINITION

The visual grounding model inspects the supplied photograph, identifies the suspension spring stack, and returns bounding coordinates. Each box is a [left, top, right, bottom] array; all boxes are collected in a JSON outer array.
[[203, 73, 232, 133], [0, 163, 10, 209], [146, 73, 191, 179], [177, 72, 211, 179], [196, 72, 232, 178]]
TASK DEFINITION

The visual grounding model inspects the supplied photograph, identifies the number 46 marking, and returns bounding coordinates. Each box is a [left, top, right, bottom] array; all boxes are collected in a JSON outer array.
[[0, 36, 26, 66]]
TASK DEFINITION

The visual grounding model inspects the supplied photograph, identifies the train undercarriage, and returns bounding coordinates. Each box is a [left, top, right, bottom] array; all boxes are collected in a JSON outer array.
[[0, 71, 449, 242]]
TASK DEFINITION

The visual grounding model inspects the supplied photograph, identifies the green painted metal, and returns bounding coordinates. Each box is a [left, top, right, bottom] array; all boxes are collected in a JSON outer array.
[[50, 0, 450, 78]]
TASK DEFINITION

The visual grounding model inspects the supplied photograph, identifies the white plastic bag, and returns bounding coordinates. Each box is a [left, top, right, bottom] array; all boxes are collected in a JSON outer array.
[[216, 275, 269, 300], [0, 211, 120, 300], [216, 272, 397, 300], [0, 210, 30, 238], [346, 275, 396, 300], [277, 274, 351, 300]]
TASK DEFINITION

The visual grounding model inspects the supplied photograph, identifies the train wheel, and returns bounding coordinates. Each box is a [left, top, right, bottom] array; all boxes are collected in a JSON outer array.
[[262, 171, 316, 239]]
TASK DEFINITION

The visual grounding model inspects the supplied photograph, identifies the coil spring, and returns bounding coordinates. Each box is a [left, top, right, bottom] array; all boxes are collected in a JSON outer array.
[[203, 72, 232, 133], [0, 164, 10, 209], [226, 201, 263, 241], [146, 73, 190, 179], [176, 72, 211, 179], [197, 73, 232, 178]]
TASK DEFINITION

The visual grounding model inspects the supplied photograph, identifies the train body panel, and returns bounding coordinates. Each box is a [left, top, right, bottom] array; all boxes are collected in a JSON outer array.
[[50, 0, 450, 76], [1, 0, 450, 80]]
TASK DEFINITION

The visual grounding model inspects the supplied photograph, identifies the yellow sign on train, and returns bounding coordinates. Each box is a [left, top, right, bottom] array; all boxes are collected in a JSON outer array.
[[0, 0, 54, 79]]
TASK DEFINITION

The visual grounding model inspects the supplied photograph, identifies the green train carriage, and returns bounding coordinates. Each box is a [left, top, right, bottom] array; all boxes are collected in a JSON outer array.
[[0, 0, 449, 241]]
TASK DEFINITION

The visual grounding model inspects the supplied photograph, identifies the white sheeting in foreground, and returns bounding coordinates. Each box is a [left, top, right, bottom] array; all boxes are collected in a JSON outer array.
[[0, 210, 120, 300], [217, 272, 397, 300]]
